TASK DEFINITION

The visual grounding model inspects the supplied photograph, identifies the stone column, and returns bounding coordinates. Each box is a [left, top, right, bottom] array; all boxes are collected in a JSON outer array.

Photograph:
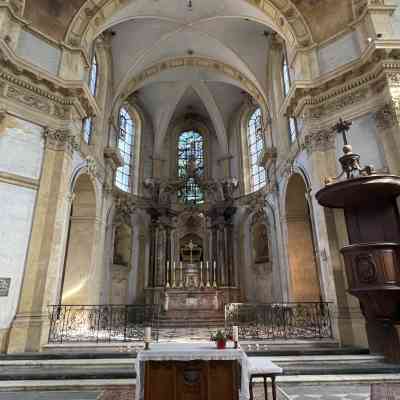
[[7, 128, 78, 353], [217, 225, 226, 287], [225, 222, 235, 287]]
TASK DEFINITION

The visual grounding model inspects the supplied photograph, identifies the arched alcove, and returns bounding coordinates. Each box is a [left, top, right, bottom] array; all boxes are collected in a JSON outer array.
[[286, 174, 321, 302], [61, 174, 97, 305]]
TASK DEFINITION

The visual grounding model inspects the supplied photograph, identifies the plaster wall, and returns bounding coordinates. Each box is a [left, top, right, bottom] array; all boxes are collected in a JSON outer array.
[[16, 30, 61, 76], [0, 117, 43, 331], [0, 183, 36, 329], [318, 32, 360, 75], [0, 117, 44, 180]]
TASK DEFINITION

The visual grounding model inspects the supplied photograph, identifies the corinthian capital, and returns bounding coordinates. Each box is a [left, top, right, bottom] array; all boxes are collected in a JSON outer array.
[[374, 103, 398, 130], [43, 127, 80, 154]]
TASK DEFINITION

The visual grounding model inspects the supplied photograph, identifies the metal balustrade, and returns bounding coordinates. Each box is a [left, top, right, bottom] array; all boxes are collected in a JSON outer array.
[[48, 304, 160, 344], [225, 302, 333, 340], [47, 302, 333, 343]]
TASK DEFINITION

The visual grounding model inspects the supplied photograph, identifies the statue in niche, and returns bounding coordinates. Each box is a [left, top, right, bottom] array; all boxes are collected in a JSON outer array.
[[253, 223, 270, 264], [113, 224, 132, 267]]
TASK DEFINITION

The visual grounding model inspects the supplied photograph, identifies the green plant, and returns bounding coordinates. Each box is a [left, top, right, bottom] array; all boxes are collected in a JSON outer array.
[[210, 330, 232, 342]]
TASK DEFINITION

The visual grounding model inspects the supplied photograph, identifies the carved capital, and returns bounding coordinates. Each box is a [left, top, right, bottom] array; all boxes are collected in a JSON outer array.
[[104, 147, 124, 170], [374, 103, 398, 130], [304, 128, 336, 153], [43, 127, 80, 154]]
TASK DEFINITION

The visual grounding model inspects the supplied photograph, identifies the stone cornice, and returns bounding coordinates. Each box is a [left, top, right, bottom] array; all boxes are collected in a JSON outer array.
[[0, 40, 100, 120], [282, 44, 400, 118]]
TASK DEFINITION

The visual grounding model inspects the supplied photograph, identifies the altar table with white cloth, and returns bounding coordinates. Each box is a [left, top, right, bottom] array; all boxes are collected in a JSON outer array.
[[135, 342, 250, 400]]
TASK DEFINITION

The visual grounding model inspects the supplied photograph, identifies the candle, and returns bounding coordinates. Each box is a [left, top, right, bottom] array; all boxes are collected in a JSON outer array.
[[166, 261, 170, 288], [233, 326, 239, 342], [144, 327, 152, 342]]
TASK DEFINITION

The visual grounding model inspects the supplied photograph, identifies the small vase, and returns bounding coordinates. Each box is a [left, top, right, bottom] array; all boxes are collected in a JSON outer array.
[[217, 339, 226, 349]]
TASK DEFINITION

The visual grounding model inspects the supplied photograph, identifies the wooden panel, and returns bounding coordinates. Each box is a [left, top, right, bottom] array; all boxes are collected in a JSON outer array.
[[144, 360, 239, 400]]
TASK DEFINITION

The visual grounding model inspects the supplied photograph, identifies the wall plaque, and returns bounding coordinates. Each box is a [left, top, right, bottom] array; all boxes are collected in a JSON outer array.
[[0, 278, 11, 297]]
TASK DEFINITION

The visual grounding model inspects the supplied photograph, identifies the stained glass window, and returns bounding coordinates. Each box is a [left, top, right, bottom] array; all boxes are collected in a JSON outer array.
[[82, 117, 93, 144], [288, 116, 298, 144], [282, 50, 291, 97], [116, 107, 135, 192], [247, 108, 266, 192], [177, 130, 204, 204]]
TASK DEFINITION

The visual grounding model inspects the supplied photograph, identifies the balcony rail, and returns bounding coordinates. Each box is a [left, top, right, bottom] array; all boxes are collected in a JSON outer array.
[[48, 304, 160, 344], [225, 302, 333, 340]]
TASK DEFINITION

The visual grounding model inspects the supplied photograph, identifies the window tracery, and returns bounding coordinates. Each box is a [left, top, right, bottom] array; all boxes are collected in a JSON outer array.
[[116, 107, 135, 192], [247, 108, 266, 192], [177, 130, 205, 205]]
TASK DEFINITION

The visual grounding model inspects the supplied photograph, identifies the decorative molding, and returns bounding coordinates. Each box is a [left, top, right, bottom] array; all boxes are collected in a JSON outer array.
[[304, 128, 336, 153], [65, 0, 311, 51], [0, 40, 99, 120], [0, 107, 6, 123], [0, 171, 38, 190]]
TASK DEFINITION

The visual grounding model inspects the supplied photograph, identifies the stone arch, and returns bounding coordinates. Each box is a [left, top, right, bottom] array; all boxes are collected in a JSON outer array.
[[61, 173, 97, 304], [64, 1, 313, 51], [115, 56, 269, 128], [285, 173, 321, 302]]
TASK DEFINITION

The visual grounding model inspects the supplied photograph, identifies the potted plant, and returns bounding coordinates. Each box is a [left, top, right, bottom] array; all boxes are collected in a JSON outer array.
[[210, 330, 232, 349]]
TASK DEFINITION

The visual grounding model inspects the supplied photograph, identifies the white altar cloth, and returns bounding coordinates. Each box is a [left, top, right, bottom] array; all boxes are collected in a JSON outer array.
[[135, 342, 250, 400]]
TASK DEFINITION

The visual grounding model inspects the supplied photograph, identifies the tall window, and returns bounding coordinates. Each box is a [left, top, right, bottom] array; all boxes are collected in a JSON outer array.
[[83, 54, 98, 144], [116, 107, 135, 192], [247, 108, 266, 192], [282, 50, 291, 97], [177, 130, 204, 204], [288, 116, 298, 144]]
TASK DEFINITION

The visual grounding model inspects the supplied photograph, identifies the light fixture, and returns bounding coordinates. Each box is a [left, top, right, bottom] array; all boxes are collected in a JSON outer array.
[[187, 0, 193, 11]]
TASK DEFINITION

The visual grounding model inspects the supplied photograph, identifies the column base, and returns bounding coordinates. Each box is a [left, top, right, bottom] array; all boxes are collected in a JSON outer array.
[[0, 328, 10, 354], [7, 312, 49, 353]]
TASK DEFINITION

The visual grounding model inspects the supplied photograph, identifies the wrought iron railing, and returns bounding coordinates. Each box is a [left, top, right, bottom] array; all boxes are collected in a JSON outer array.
[[48, 304, 160, 344], [225, 302, 333, 340]]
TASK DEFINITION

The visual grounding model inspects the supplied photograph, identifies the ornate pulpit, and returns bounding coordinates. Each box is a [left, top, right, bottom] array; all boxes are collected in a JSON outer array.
[[316, 119, 400, 363]]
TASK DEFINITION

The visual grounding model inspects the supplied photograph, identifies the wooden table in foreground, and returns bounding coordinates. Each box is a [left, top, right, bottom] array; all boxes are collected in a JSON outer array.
[[135, 343, 250, 400]]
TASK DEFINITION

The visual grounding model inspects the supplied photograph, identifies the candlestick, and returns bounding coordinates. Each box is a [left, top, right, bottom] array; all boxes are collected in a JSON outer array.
[[144, 327, 151, 350], [180, 262, 184, 288], [200, 261, 204, 288], [206, 261, 211, 288], [172, 262, 176, 288], [166, 261, 170, 288], [233, 326, 239, 349], [213, 261, 217, 288]]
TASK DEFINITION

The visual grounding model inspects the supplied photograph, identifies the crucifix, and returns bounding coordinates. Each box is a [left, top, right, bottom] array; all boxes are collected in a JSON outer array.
[[187, 240, 195, 264], [333, 118, 352, 146]]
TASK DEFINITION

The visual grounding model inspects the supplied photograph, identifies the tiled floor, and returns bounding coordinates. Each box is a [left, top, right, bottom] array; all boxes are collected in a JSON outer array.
[[277, 383, 371, 400]]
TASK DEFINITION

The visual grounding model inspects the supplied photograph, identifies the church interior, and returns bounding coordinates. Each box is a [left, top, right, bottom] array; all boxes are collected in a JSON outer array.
[[1, 0, 400, 399]]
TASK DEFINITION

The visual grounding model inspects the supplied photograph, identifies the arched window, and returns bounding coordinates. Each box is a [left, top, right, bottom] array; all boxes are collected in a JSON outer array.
[[247, 108, 266, 192], [282, 49, 291, 97], [83, 54, 98, 144], [288, 116, 298, 144], [177, 130, 204, 204], [89, 53, 98, 97], [116, 107, 135, 192]]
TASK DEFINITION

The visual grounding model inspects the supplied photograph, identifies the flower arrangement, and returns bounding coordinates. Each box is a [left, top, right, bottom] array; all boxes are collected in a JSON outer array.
[[210, 330, 233, 349]]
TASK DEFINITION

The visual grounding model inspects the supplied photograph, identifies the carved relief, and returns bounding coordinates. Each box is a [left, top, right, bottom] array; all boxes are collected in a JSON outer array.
[[7, 85, 51, 114], [0, 278, 11, 297], [355, 254, 377, 284], [309, 88, 368, 119], [304, 128, 336, 153]]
